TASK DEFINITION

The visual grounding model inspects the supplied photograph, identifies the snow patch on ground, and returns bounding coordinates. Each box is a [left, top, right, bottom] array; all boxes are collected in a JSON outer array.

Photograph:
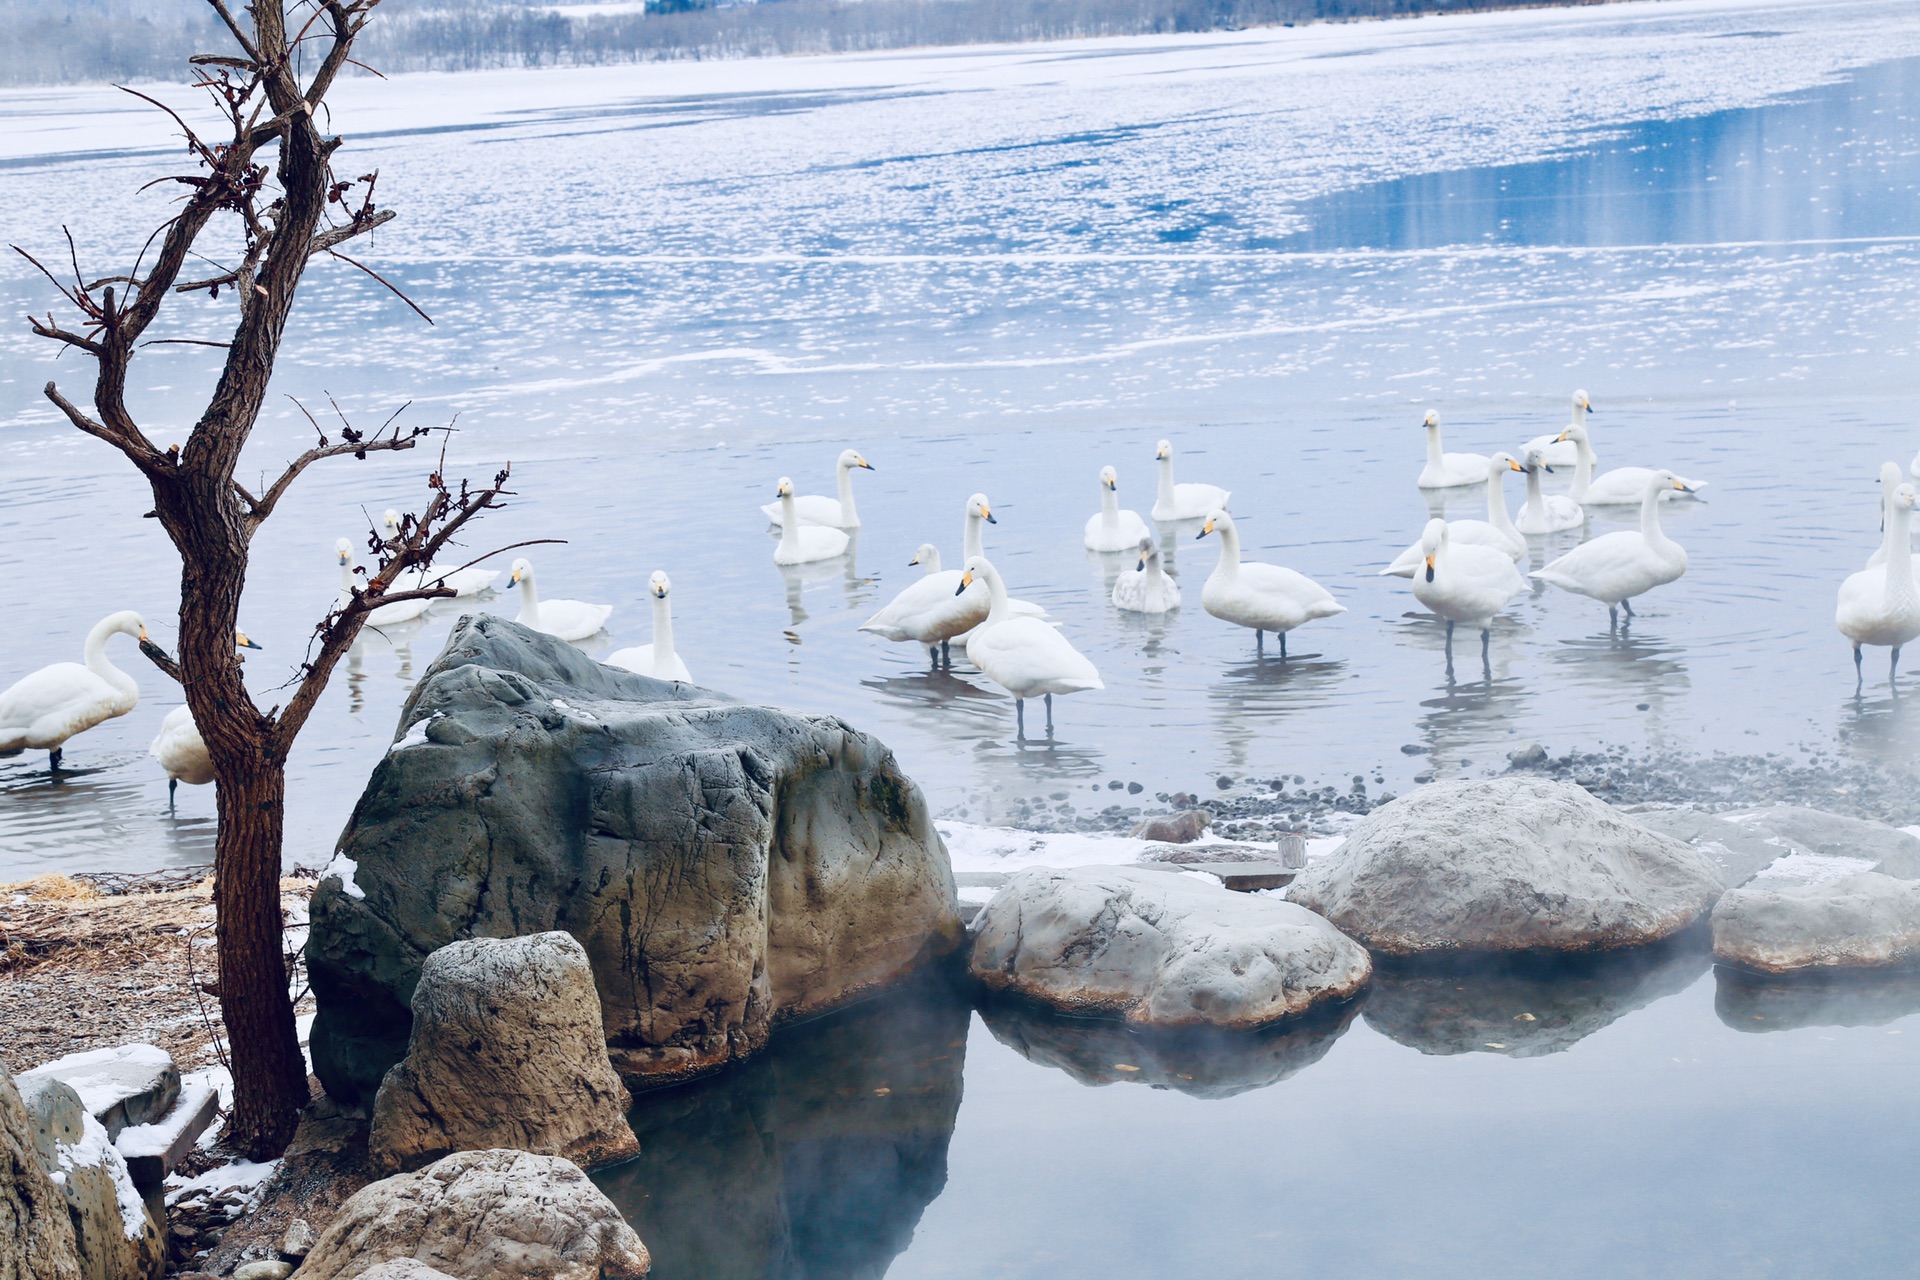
[[165, 1157, 278, 1207], [939, 820, 1346, 874], [1748, 851, 1879, 885]]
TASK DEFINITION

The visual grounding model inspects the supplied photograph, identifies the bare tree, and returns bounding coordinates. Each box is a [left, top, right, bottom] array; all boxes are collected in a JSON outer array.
[[14, 0, 508, 1157]]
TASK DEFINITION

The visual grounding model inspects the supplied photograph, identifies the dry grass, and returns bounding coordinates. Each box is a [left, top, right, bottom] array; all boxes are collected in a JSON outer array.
[[0, 872, 103, 900]]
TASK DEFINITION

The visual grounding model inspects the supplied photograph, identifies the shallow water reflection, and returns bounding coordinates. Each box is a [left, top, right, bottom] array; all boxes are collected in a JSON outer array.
[[1714, 965, 1920, 1033], [597, 983, 968, 1280]]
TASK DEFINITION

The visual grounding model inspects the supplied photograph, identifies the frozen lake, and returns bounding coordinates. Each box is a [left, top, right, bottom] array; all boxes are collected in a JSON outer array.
[[6, 0, 1920, 875]]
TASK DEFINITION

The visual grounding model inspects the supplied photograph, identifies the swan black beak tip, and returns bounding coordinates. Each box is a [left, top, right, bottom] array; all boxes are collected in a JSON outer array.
[[1425, 565, 1435, 583]]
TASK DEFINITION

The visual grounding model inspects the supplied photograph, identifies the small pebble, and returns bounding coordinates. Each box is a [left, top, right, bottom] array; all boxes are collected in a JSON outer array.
[[1127, 782, 1143, 795], [1215, 776, 1234, 790]]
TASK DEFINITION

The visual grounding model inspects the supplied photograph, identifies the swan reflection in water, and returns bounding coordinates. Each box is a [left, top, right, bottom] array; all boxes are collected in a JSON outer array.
[[775, 537, 856, 633], [594, 979, 967, 1280]]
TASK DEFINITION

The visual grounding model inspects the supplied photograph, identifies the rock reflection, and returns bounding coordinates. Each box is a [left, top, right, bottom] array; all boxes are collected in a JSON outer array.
[[979, 997, 1359, 1099], [595, 981, 968, 1280], [1365, 936, 1709, 1057], [1714, 966, 1920, 1033]]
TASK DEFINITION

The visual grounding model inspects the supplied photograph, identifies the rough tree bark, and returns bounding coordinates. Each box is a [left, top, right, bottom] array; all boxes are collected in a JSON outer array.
[[16, 0, 512, 1157]]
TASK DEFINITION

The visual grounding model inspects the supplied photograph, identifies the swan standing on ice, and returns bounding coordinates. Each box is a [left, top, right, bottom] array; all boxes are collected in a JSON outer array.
[[1152, 439, 1231, 521], [860, 497, 1041, 667], [759, 449, 874, 529], [337, 538, 432, 627], [608, 572, 692, 683], [1532, 470, 1698, 629], [150, 631, 261, 806], [1410, 519, 1528, 668], [1837, 473, 1920, 687], [0, 610, 146, 771], [1384, 452, 1526, 577], [958, 556, 1103, 737], [1556, 423, 1707, 507], [1084, 466, 1152, 551], [772, 477, 851, 565], [1196, 508, 1344, 658], [1112, 535, 1181, 613], [381, 510, 500, 597], [1520, 389, 1595, 469], [1515, 448, 1584, 535], [1416, 410, 1491, 489], [507, 558, 613, 642]]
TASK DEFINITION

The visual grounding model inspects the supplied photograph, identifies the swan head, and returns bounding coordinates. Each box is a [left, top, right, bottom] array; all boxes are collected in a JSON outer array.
[[1573, 389, 1593, 412], [1897, 483, 1919, 513], [954, 554, 996, 596], [101, 610, 148, 643], [776, 477, 795, 499], [508, 557, 534, 586], [335, 537, 354, 566], [909, 542, 940, 568], [235, 631, 262, 651], [1155, 440, 1172, 461], [1554, 423, 1589, 446], [1648, 469, 1697, 496], [1100, 465, 1118, 491], [382, 508, 402, 534], [1135, 534, 1157, 572], [1422, 410, 1440, 431], [649, 571, 671, 600], [1524, 447, 1552, 475], [968, 493, 996, 524], [1489, 451, 1523, 474], [838, 449, 875, 472], [1195, 507, 1231, 540], [1419, 519, 1447, 582], [1881, 461, 1905, 491]]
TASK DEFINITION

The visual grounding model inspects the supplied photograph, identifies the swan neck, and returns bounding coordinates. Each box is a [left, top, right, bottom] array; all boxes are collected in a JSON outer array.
[[518, 573, 541, 622], [1881, 497, 1917, 604], [982, 566, 1011, 625], [1425, 428, 1444, 470], [1639, 485, 1674, 551], [963, 510, 984, 560], [1145, 554, 1164, 586], [652, 594, 676, 665], [1157, 456, 1176, 507], [83, 617, 136, 697], [778, 493, 800, 551], [1573, 436, 1594, 499], [1214, 521, 1242, 575], [836, 464, 858, 523], [1101, 484, 1119, 526], [1523, 464, 1545, 518], [1487, 468, 1519, 537], [921, 550, 942, 576]]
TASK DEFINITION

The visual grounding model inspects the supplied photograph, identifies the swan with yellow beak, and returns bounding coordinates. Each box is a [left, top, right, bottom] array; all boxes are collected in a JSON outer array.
[[955, 556, 1102, 736]]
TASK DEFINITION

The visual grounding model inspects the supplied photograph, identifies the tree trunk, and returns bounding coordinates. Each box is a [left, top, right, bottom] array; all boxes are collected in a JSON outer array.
[[212, 758, 308, 1158]]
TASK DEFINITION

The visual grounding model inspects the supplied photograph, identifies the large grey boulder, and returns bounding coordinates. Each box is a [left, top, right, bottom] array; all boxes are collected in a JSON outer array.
[[1289, 778, 1724, 956], [295, 1149, 650, 1280], [14, 1076, 163, 1280], [309, 615, 962, 1105], [1720, 806, 1920, 879], [370, 933, 637, 1174], [1712, 873, 1920, 974], [16, 1046, 178, 1141], [969, 866, 1370, 1028], [1, 1060, 83, 1280]]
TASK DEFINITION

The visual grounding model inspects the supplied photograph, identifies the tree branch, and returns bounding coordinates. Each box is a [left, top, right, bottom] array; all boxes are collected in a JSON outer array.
[[246, 430, 426, 528], [139, 638, 185, 685], [174, 209, 395, 295], [41, 381, 169, 473]]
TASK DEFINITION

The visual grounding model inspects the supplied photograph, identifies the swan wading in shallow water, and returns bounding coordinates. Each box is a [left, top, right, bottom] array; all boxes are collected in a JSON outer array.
[[150, 631, 261, 806], [607, 571, 692, 683], [1410, 518, 1528, 668], [1532, 470, 1698, 630], [1196, 508, 1344, 658], [1084, 465, 1152, 551], [772, 477, 851, 565], [1112, 535, 1181, 613], [381, 510, 500, 597], [1152, 439, 1231, 521], [860, 497, 1043, 667], [507, 558, 613, 642], [1866, 462, 1920, 570], [0, 610, 146, 771], [958, 555, 1102, 737], [1384, 452, 1525, 577], [1837, 472, 1920, 687], [1520, 389, 1595, 470], [336, 538, 432, 627], [1557, 423, 1708, 507], [1515, 448, 1584, 535], [1416, 410, 1491, 489], [759, 449, 874, 529]]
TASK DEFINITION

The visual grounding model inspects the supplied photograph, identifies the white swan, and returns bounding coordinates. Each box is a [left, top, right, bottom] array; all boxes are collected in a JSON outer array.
[[959, 556, 1103, 736], [1152, 439, 1231, 521], [1515, 448, 1584, 534], [1533, 470, 1697, 629], [381, 510, 500, 597], [1112, 535, 1181, 614], [607, 571, 692, 683], [1384, 452, 1525, 577], [1838, 474, 1920, 686], [1416, 409, 1491, 489], [1556, 423, 1708, 507], [0, 610, 146, 770], [1865, 462, 1920, 569], [1519, 389, 1595, 469], [1411, 519, 1528, 663], [860, 496, 1042, 666], [150, 631, 261, 805], [507, 558, 613, 642], [772, 477, 851, 565], [1084, 465, 1152, 551], [336, 538, 433, 627], [1197, 508, 1344, 658], [758, 449, 874, 529]]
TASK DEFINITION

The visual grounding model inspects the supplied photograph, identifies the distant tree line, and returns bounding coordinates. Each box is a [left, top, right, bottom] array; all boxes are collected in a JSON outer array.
[[0, 0, 1612, 86]]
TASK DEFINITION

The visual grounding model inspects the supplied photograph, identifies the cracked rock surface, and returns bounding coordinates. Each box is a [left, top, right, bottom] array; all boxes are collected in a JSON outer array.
[[308, 616, 961, 1105], [968, 865, 1370, 1028], [369, 933, 637, 1174]]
